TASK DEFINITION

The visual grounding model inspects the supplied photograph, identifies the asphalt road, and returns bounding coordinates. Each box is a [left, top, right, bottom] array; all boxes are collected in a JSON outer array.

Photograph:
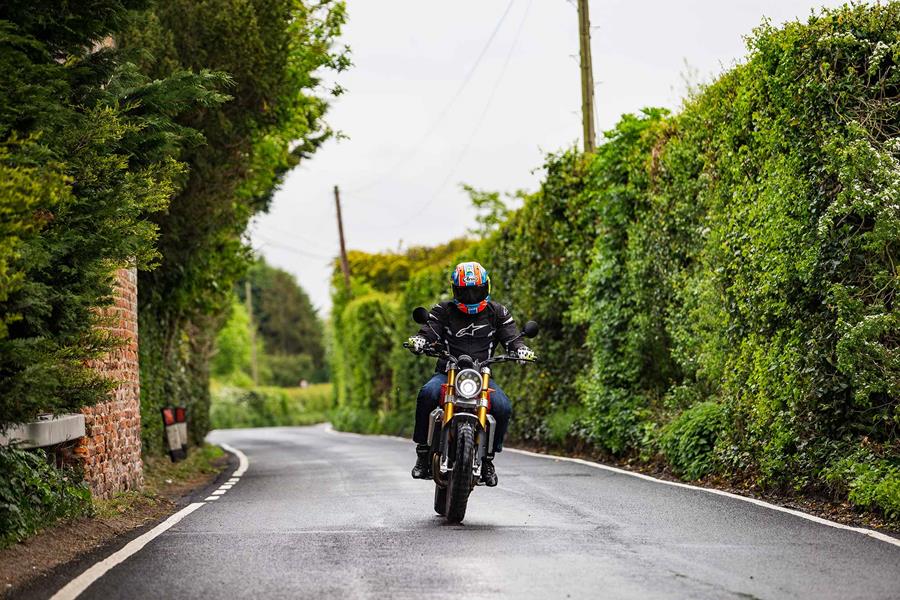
[[69, 425, 899, 599]]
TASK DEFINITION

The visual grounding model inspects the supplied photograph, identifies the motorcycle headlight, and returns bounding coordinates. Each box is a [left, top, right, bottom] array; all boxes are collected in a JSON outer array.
[[455, 369, 483, 399]]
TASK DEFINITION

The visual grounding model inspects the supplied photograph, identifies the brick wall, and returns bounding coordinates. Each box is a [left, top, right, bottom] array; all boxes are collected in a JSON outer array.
[[74, 267, 144, 498]]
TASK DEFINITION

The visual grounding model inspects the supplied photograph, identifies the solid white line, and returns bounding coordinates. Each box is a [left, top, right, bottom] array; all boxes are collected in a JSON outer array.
[[506, 447, 900, 549], [50, 502, 205, 600], [220, 442, 249, 476], [322, 422, 900, 549]]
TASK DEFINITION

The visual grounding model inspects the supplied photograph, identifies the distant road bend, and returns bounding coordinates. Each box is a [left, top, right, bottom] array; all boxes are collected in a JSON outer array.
[[54, 425, 900, 599]]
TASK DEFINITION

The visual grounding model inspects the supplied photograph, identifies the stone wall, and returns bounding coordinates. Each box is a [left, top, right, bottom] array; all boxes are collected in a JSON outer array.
[[74, 268, 143, 498]]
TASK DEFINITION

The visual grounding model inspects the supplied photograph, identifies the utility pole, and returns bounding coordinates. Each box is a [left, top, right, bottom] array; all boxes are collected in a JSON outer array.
[[333, 185, 351, 292], [245, 279, 258, 385], [577, 0, 596, 153]]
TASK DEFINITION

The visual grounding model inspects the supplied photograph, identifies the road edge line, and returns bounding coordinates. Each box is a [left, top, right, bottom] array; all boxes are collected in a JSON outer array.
[[505, 447, 900, 549], [219, 442, 249, 477], [49, 502, 205, 600], [49, 443, 250, 599], [323, 422, 899, 549]]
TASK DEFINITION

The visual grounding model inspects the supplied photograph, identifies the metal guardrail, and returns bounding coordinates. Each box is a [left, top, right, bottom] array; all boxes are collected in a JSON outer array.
[[0, 413, 86, 448]]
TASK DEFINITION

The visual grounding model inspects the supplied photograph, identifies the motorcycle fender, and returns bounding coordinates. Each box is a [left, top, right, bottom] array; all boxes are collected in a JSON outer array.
[[427, 408, 443, 447], [451, 413, 479, 427]]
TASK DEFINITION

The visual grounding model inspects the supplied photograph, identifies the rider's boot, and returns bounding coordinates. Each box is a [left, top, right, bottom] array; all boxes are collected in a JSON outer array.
[[481, 455, 498, 487], [411, 444, 432, 479]]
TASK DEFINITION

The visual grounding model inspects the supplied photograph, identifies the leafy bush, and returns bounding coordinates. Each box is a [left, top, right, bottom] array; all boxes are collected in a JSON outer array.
[[0, 447, 91, 548], [660, 402, 725, 480]]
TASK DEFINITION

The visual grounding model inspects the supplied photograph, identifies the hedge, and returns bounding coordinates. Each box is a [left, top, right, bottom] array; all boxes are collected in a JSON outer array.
[[330, 4, 900, 522]]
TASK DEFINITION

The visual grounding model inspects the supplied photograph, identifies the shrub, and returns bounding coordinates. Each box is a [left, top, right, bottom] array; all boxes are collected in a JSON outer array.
[[660, 402, 726, 480], [0, 447, 91, 548]]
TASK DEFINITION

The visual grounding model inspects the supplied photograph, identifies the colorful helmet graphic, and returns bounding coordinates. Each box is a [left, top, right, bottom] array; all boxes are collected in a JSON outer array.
[[451, 261, 491, 314]]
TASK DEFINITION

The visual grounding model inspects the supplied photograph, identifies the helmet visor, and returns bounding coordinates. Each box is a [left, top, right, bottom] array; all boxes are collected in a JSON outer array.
[[453, 284, 488, 306]]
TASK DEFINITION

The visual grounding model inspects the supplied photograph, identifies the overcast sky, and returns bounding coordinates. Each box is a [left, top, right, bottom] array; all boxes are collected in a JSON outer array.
[[249, 0, 853, 313]]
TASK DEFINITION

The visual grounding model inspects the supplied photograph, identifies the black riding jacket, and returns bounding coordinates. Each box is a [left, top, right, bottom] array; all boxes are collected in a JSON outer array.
[[416, 301, 526, 373]]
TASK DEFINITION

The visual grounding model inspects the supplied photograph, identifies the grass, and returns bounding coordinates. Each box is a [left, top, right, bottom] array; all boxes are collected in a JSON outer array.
[[93, 444, 226, 518]]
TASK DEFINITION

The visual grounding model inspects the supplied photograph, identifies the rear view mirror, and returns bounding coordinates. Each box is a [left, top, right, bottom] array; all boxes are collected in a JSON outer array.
[[412, 306, 429, 324], [523, 320, 539, 338]]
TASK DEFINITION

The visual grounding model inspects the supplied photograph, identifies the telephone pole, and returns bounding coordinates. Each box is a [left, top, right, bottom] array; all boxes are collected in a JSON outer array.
[[577, 0, 596, 153], [333, 185, 351, 292], [245, 279, 258, 385]]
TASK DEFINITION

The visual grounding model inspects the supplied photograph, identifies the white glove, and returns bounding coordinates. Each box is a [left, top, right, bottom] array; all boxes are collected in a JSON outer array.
[[516, 346, 536, 361], [408, 335, 428, 355]]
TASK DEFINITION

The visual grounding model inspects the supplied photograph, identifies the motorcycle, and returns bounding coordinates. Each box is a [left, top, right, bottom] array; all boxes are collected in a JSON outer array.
[[405, 306, 539, 523]]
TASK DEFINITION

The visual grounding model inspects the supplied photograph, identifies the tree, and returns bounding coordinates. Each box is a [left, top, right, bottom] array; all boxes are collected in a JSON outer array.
[[119, 0, 347, 450], [0, 1, 225, 426], [242, 259, 324, 366]]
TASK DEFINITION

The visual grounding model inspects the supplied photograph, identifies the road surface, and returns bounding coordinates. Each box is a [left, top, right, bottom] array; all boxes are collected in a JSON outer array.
[[58, 425, 900, 599]]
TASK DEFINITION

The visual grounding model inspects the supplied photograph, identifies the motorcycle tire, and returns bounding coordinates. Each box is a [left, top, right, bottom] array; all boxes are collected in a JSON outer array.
[[434, 483, 447, 515], [445, 421, 475, 523]]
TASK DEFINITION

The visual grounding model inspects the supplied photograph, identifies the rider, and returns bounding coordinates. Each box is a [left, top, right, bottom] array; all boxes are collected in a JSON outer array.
[[406, 261, 535, 486]]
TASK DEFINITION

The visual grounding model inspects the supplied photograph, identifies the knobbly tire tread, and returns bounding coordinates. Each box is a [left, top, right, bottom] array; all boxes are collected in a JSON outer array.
[[446, 422, 475, 523]]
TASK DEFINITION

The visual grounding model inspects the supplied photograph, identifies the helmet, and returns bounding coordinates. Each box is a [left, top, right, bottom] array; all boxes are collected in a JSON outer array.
[[451, 261, 491, 314]]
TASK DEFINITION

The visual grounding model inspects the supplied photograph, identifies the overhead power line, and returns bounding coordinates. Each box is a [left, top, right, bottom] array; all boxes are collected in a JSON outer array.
[[253, 234, 335, 261], [394, 0, 534, 227], [345, 0, 516, 196]]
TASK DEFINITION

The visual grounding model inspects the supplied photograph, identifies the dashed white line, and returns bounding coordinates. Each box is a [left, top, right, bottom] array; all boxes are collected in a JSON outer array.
[[49, 442, 250, 599], [49, 503, 205, 600]]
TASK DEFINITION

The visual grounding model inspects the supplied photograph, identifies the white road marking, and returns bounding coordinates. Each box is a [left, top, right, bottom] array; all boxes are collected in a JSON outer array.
[[49, 503, 204, 600], [220, 442, 249, 476], [50, 442, 251, 599], [323, 423, 900, 549]]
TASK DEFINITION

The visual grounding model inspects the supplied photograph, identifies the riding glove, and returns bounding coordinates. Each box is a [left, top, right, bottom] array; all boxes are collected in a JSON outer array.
[[516, 345, 536, 361], [407, 335, 428, 354]]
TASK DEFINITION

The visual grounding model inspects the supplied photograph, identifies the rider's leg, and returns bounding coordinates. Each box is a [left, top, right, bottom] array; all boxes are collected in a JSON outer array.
[[413, 373, 446, 445], [481, 382, 511, 487], [488, 382, 512, 454], [412, 373, 446, 479]]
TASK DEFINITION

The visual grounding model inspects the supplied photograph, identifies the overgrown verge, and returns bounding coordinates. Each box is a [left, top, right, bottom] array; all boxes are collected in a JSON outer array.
[[0, 445, 226, 592], [210, 381, 333, 429], [329, 4, 900, 525]]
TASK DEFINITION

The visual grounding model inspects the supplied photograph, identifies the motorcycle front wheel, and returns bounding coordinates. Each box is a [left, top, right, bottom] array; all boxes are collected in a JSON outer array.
[[445, 421, 475, 523]]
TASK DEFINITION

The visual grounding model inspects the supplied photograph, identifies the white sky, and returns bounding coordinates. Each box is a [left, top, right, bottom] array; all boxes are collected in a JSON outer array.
[[249, 0, 853, 314]]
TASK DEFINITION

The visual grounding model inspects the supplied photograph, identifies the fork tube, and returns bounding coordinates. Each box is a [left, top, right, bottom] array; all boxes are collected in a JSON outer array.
[[477, 369, 491, 429], [443, 368, 456, 425]]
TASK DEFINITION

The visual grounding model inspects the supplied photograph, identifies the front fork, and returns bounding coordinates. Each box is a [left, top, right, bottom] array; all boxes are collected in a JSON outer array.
[[428, 366, 495, 486]]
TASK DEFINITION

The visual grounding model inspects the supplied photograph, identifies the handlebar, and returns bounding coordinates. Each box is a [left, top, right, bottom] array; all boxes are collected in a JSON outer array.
[[402, 342, 537, 365]]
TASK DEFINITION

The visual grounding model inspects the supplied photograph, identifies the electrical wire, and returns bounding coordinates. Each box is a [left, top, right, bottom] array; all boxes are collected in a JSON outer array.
[[393, 0, 534, 228], [254, 222, 335, 253], [344, 0, 517, 196], [253, 234, 335, 261]]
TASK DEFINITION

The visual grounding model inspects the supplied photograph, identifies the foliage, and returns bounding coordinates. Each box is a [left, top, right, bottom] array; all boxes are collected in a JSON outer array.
[[660, 402, 725, 480], [329, 4, 900, 522], [121, 0, 347, 453], [210, 381, 332, 429], [241, 258, 326, 380], [0, 447, 92, 548], [0, 0, 226, 427]]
